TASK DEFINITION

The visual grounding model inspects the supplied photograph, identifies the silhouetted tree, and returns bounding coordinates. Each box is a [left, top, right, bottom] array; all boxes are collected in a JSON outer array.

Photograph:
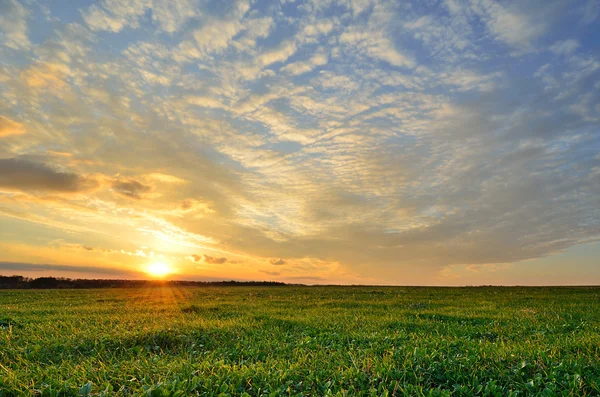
[[0, 275, 294, 289]]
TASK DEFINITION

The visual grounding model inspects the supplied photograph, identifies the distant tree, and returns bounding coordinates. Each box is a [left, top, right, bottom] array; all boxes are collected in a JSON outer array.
[[30, 277, 60, 289], [0, 275, 294, 289]]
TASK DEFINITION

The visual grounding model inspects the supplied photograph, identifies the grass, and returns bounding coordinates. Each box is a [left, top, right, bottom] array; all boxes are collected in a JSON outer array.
[[0, 286, 599, 396]]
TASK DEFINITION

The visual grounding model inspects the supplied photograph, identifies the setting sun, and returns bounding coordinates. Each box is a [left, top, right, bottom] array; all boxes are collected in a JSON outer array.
[[146, 262, 171, 278]]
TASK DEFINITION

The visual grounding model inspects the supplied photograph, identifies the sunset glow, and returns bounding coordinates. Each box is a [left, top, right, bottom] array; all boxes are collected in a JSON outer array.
[[146, 262, 172, 278]]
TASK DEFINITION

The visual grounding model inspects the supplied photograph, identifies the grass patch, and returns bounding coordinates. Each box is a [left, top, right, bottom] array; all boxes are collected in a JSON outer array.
[[0, 286, 599, 396]]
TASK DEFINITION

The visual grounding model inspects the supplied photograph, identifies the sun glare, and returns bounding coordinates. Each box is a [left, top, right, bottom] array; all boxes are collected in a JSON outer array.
[[146, 262, 171, 278]]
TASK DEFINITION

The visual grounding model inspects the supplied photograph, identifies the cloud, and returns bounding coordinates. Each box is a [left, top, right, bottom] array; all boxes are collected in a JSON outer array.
[[302, 20, 335, 39], [0, 261, 141, 277], [259, 40, 298, 67], [259, 270, 280, 276], [236, 17, 273, 48], [81, 0, 148, 33], [1, 0, 600, 286], [59, 244, 114, 253], [193, 20, 244, 54], [0, 116, 26, 137], [111, 177, 152, 200], [81, 0, 202, 34], [281, 49, 328, 75], [188, 254, 227, 264], [190, 0, 250, 55], [0, 158, 99, 193], [21, 62, 71, 89], [186, 96, 226, 109], [340, 28, 415, 68], [550, 39, 580, 55], [150, 0, 200, 33], [0, 0, 30, 50], [147, 173, 186, 184], [179, 199, 213, 214], [283, 276, 326, 282], [468, 0, 567, 52], [202, 254, 227, 264], [82, 5, 126, 33], [479, 2, 544, 48], [443, 69, 503, 92], [579, 0, 599, 25]]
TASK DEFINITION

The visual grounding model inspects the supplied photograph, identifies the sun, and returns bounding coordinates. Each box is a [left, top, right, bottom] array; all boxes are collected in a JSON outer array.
[[146, 262, 171, 278]]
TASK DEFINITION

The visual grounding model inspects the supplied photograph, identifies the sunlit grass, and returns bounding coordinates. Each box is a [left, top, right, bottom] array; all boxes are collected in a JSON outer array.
[[0, 286, 599, 396]]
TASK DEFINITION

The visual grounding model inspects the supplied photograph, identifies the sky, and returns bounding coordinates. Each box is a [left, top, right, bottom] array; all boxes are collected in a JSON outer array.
[[0, 0, 599, 285]]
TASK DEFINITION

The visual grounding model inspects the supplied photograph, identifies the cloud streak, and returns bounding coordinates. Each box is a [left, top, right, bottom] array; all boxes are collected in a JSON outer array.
[[0, 261, 142, 278], [0, 116, 26, 137]]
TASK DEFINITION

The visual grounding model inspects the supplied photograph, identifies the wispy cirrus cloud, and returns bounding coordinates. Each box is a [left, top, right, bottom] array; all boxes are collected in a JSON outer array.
[[0, 0, 30, 50], [0, 116, 26, 138]]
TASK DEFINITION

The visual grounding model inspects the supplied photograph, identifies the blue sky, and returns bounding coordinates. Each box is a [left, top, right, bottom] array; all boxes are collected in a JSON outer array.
[[0, 0, 599, 284]]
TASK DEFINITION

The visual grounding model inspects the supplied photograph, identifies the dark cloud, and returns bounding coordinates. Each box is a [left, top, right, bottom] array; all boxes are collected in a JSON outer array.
[[0, 261, 142, 277], [181, 199, 195, 210], [111, 177, 152, 199], [179, 198, 212, 214], [269, 258, 286, 265], [259, 270, 280, 276], [188, 254, 227, 264], [202, 254, 227, 264], [0, 158, 98, 193], [284, 276, 326, 282]]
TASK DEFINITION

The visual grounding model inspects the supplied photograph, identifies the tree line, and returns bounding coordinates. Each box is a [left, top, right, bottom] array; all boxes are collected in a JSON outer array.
[[0, 275, 290, 289]]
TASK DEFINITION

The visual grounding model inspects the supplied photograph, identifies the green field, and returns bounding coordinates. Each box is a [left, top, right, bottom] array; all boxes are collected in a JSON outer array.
[[1, 286, 599, 396]]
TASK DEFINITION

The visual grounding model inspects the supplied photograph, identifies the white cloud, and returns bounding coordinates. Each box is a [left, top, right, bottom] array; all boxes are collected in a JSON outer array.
[[151, 0, 199, 33], [193, 19, 245, 53], [472, 0, 547, 50], [82, 0, 149, 33], [405, 15, 433, 30], [443, 69, 503, 92], [234, 17, 274, 48], [349, 0, 373, 16], [281, 49, 328, 75], [550, 39, 580, 55], [82, 0, 201, 34], [259, 40, 298, 66], [301, 19, 335, 42], [340, 28, 415, 68], [315, 72, 360, 93], [186, 95, 226, 109], [191, 0, 250, 55]]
